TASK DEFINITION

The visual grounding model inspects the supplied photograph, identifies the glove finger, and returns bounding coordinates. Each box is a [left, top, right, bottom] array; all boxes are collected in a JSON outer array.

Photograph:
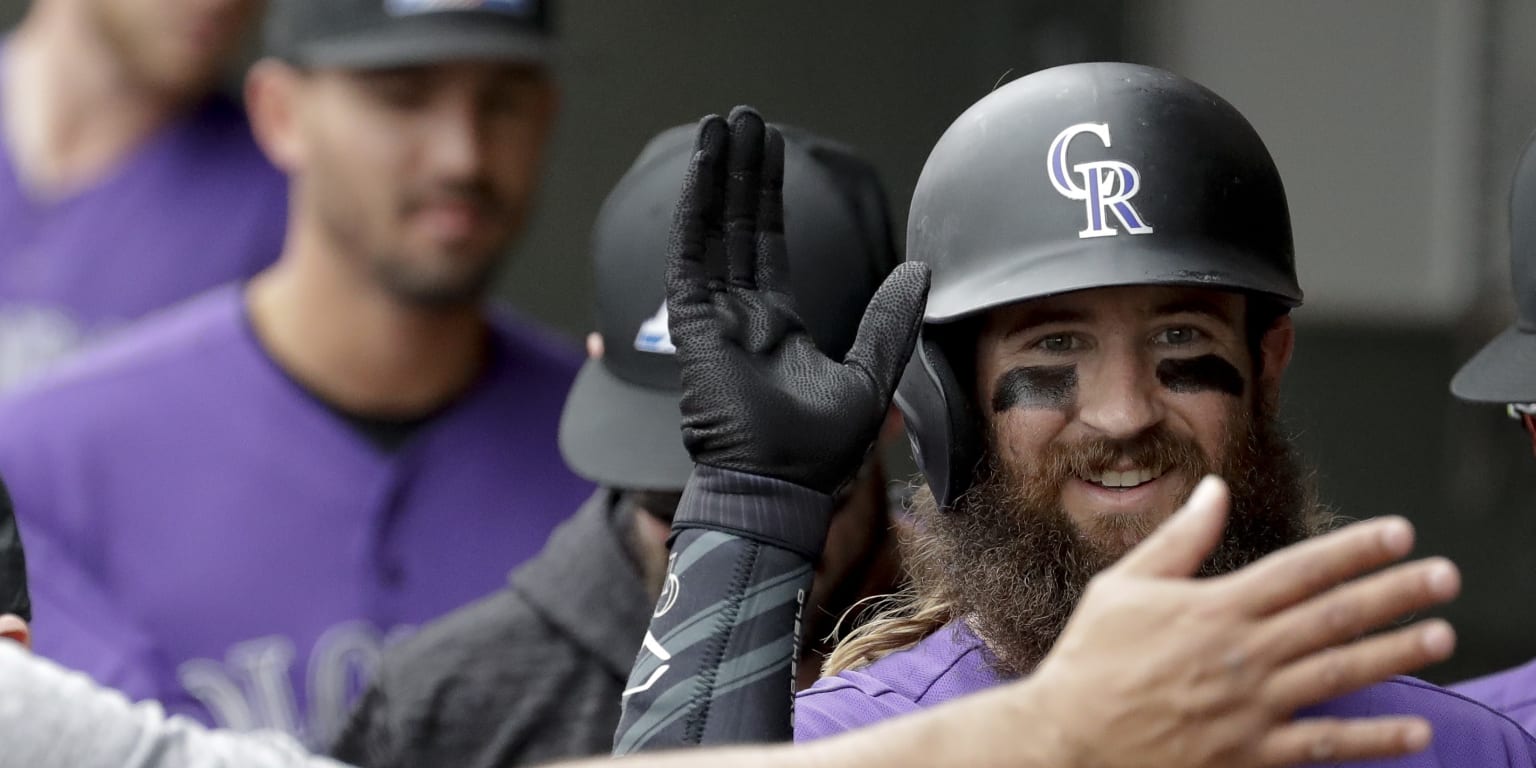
[[694, 114, 730, 287], [724, 106, 765, 289], [753, 125, 792, 297], [666, 115, 730, 359], [842, 262, 932, 411]]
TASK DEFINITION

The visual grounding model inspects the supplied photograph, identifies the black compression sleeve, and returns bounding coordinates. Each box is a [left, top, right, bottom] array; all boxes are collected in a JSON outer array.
[[612, 465, 832, 753]]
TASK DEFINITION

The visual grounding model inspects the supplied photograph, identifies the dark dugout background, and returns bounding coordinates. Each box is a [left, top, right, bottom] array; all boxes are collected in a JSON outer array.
[[3, 0, 1533, 684]]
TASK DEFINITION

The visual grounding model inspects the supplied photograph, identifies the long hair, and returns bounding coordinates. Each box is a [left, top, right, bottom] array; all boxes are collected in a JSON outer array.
[[823, 484, 952, 676]]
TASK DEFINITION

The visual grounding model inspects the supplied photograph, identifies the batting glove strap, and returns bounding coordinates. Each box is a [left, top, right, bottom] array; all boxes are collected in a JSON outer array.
[[672, 465, 833, 562]]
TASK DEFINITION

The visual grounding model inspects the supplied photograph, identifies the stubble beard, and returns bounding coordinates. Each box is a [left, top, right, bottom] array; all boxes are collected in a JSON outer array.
[[367, 247, 505, 310], [314, 179, 512, 311]]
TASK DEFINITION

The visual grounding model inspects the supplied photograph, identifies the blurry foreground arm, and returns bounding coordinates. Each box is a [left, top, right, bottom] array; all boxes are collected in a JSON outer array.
[[0, 639, 351, 768], [612, 107, 928, 752], [0, 477, 1453, 768]]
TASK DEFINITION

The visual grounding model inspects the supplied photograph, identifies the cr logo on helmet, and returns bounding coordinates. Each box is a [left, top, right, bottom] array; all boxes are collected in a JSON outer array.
[[1047, 122, 1154, 240]]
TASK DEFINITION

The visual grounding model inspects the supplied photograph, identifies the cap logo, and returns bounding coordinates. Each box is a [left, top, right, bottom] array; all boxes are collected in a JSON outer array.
[[385, 0, 534, 18], [1047, 123, 1154, 239], [634, 302, 676, 355]]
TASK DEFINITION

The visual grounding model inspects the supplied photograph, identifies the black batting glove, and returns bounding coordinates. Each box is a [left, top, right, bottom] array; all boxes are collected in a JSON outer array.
[[666, 107, 930, 495]]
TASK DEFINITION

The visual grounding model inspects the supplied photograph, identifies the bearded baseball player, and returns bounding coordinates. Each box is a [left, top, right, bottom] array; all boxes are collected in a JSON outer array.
[[614, 62, 1536, 764], [779, 61, 1533, 764], [1448, 131, 1536, 732]]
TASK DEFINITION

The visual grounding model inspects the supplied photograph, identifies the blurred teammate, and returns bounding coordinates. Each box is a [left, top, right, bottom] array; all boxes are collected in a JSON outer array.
[[609, 71, 1535, 764], [0, 0, 588, 745], [0, 0, 285, 389], [331, 124, 905, 767], [1449, 132, 1536, 731]]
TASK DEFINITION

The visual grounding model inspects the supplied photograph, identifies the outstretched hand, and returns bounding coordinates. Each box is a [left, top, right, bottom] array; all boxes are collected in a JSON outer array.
[[665, 107, 929, 494], [1022, 475, 1458, 767]]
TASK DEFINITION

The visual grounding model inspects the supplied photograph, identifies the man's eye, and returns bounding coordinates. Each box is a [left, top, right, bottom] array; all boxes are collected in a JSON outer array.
[[1156, 327, 1203, 346], [367, 81, 431, 110], [485, 87, 531, 115], [1036, 334, 1077, 353]]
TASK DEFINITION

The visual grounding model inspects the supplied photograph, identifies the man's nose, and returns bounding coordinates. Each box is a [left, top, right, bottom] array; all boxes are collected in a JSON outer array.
[[1075, 352, 1164, 440], [423, 98, 487, 178]]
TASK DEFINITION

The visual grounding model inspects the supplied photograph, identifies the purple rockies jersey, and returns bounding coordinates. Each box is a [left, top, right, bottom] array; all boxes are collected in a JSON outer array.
[[1455, 660, 1536, 736], [0, 286, 593, 747], [796, 621, 1536, 766], [0, 82, 287, 391]]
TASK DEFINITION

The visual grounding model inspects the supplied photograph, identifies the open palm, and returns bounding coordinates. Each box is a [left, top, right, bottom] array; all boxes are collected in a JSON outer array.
[[664, 107, 929, 494]]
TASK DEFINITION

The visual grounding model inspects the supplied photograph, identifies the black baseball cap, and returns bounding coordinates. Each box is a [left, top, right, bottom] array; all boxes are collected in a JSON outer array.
[[558, 124, 899, 490], [264, 0, 551, 70], [1452, 132, 1536, 403]]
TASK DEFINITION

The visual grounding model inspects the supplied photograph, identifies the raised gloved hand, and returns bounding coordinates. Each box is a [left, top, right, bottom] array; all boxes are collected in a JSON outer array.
[[665, 106, 929, 495]]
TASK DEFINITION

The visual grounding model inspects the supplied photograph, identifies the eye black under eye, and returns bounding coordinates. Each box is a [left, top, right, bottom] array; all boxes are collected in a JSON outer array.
[[1156, 355, 1244, 396]]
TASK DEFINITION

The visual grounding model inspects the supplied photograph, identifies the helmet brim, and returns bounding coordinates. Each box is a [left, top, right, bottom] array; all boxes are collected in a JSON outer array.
[[921, 235, 1303, 324]]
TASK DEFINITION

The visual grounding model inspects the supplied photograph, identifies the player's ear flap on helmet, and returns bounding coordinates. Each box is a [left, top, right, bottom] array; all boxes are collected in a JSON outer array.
[[1241, 296, 1294, 412], [896, 320, 982, 510]]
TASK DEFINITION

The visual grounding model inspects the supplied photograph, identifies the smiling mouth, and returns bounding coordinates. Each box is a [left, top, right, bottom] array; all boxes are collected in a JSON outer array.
[[1079, 466, 1166, 490]]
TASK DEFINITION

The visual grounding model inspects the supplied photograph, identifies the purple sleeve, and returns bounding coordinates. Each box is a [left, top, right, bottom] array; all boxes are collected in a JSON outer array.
[[1453, 660, 1536, 737], [1298, 677, 1536, 767]]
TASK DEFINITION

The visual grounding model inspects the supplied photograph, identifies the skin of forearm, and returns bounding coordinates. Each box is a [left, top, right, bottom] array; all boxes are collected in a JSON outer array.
[[821, 680, 1066, 768], [563, 741, 854, 768], [576, 679, 1062, 768]]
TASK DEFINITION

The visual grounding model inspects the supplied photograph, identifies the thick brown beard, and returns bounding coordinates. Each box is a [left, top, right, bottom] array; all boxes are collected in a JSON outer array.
[[902, 402, 1325, 677]]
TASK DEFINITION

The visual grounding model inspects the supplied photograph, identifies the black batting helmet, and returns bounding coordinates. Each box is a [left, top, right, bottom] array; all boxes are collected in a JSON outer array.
[[895, 62, 1304, 509]]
